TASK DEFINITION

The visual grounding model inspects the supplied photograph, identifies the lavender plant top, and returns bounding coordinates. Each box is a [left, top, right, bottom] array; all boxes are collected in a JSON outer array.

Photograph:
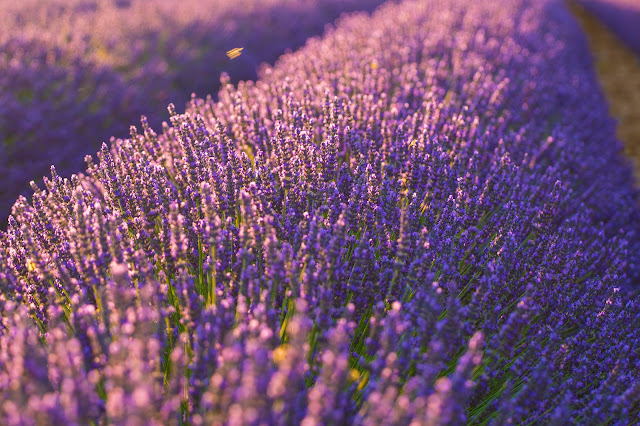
[[2, 0, 640, 423], [577, 0, 640, 56], [0, 0, 388, 226]]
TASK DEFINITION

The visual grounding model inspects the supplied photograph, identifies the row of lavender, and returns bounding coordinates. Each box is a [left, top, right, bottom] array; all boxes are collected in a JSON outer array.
[[0, 0, 389, 224], [2, 0, 640, 423], [577, 0, 640, 55]]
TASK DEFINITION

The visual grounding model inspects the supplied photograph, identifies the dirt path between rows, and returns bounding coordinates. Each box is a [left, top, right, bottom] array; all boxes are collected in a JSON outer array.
[[568, 1, 640, 185]]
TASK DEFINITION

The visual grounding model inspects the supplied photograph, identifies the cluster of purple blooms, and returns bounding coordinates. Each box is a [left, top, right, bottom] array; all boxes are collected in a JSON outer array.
[[0, 0, 388, 223], [577, 0, 640, 55], [1, 0, 640, 423]]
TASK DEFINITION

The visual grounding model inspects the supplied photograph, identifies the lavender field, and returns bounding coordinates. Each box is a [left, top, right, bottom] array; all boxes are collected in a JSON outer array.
[[1, 0, 640, 424], [0, 0, 389, 223]]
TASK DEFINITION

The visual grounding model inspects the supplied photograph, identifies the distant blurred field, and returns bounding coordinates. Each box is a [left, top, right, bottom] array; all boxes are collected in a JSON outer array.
[[569, 1, 640, 184]]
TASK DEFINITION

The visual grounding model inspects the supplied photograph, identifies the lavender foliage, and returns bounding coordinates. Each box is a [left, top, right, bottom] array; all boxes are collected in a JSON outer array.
[[1, 0, 640, 423]]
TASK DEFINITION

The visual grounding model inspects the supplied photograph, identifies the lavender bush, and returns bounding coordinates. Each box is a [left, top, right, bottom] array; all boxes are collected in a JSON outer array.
[[577, 0, 640, 56], [0, 0, 389, 225], [1, 0, 640, 423]]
